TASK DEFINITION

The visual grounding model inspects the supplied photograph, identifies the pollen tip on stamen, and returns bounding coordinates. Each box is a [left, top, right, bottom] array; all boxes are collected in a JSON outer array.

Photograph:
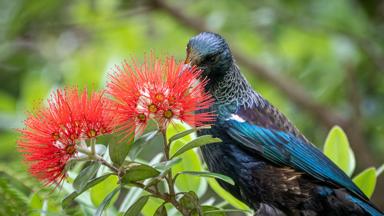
[[163, 109, 174, 119], [137, 113, 147, 122], [52, 132, 60, 140], [87, 129, 97, 138], [148, 104, 158, 113], [65, 144, 76, 155], [155, 93, 165, 101]]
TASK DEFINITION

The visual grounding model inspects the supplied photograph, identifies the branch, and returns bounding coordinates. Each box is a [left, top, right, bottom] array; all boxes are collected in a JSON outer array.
[[151, 0, 348, 129]]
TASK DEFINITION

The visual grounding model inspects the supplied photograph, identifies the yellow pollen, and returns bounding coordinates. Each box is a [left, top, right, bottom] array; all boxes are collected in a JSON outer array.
[[52, 132, 60, 140], [88, 129, 97, 138], [155, 93, 165, 101], [137, 113, 146, 122], [163, 109, 174, 119], [70, 133, 78, 140], [65, 144, 76, 155], [148, 104, 158, 113]]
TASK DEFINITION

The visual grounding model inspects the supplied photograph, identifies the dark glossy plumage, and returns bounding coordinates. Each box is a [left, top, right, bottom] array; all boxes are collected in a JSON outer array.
[[186, 32, 383, 216]]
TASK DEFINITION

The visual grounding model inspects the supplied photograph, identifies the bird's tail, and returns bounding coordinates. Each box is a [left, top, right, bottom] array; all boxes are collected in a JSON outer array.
[[346, 195, 383, 216]]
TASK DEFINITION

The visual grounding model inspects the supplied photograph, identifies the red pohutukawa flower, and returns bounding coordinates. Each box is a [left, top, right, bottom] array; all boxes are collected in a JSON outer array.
[[18, 87, 113, 185], [107, 56, 215, 138]]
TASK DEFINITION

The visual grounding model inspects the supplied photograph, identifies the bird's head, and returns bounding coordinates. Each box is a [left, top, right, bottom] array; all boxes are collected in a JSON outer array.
[[185, 32, 233, 83]]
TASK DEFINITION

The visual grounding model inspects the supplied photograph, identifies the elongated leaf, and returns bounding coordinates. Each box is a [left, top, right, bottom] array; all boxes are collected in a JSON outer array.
[[141, 197, 165, 216], [168, 128, 196, 144], [95, 187, 120, 216], [353, 167, 377, 198], [129, 131, 160, 160], [153, 158, 182, 171], [204, 209, 251, 214], [171, 135, 221, 159], [177, 171, 234, 185], [179, 191, 199, 210], [124, 195, 149, 216], [122, 164, 160, 183], [90, 175, 119, 206], [73, 162, 100, 192], [323, 126, 355, 176], [109, 136, 132, 166], [201, 206, 225, 216], [167, 123, 207, 197], [153, 204, 167, 216], [62, 173, 113, 208], [207, 178, 250, 211], [30, 193, 60, 215]]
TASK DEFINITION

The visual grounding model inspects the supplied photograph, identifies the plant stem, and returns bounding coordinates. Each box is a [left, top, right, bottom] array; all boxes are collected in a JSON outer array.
[[94, 154, 120, 173], [131, 182, 188, 215], [160, 130, 190, 215], [161, 130, 176, 196], [90, 138, 96, 155], [77, 146, 120, 173]]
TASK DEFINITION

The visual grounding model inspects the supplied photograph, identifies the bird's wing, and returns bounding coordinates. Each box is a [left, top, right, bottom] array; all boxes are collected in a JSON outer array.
[[220, 104, 368, 201]]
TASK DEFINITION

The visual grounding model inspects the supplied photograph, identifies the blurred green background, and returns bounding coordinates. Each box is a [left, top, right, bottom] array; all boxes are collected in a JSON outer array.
[[0, 0, 383, 209]]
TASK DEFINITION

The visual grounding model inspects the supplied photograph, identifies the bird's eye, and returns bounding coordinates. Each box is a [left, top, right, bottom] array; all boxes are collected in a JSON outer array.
[[205, 54, 218, 63]]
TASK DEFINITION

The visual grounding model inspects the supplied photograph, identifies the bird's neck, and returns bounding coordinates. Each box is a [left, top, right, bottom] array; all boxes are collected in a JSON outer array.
[[208, 64, 265, 107]]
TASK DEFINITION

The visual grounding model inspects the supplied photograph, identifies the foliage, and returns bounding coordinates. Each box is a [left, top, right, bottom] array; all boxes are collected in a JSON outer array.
[[323, 126, 382, 198], [0, 122, 381, 215]]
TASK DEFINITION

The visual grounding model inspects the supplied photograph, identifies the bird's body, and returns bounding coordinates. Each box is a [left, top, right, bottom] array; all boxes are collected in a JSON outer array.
[[185, 32, 383, 216]]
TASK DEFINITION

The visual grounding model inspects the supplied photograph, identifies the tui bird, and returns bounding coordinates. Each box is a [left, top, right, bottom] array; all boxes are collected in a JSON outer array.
[[185, 32, 383, 216]]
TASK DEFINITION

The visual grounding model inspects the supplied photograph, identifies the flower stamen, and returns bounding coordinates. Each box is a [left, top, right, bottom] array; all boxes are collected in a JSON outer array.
[[65, 144, 76, 155], [87, 129, 97, 138], [52, 132, 60, 141], [137, 113, 147, 122], [163, 109, 174, 119], [148, 104, 158, 113], [155, 93, 165, 101]]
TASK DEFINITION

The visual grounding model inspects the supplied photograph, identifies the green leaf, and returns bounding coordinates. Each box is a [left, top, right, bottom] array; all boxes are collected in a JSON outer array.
[[323, 126, 355, 176], [124, 195, 149, 216], [177, 171, 234, 185], [353, 167, 377, 198], [179, 191, 199, 210], [207, 178, 250, 211], [153, 204, 167, 216], [141, 197, 164, 216], [201, 206, 225, 216], [73, 162, 101, 192], [204, 209, 251, 214], [0, 176, 29, 215], [168, 128, 196, 144], [129, 131, 160, 161], [153, 157, 182, 171], [62, 173, 113, 208], [29, 193, 60, 215], [167, 123, 207, 196], [171, 135, 221, 159], [122, 163, 160, 183], [170, 140, 205, 195], [109, 134, 133, 166], [90, 175, 119, 206], [95, 187, 120, 216]]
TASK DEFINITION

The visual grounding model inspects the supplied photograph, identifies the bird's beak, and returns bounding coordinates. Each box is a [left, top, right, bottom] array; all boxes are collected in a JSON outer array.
[[184, 51, 191, 64]]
